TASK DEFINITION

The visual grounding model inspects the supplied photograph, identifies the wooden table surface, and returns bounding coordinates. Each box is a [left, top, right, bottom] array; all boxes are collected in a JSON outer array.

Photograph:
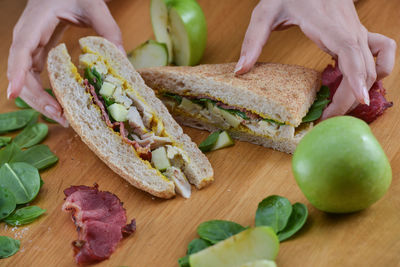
[[1, 0, 400, 266]]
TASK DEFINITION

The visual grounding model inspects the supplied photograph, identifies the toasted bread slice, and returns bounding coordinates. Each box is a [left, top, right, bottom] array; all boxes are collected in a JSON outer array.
[[47, 37, 213, 199], [139, 63, 321, 127]]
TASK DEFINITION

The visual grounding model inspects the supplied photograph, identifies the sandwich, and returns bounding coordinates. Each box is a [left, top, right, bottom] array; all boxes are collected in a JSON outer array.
[[138, 63, 323, 154], [47, 36, 213, 199]]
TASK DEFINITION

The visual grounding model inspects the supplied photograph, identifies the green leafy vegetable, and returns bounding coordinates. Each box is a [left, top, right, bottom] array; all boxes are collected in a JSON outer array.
[[85, 67, 103, 92], [4, 206, 46, 226], [10, 144, 58, 170], [302, 86, 330, 123], [190, 98, 213, 107], [0, 236, 20, 258], [262, 118, 285, 126], [0, 187, 16, 220], [198, 131, 221, 152], [278, 203, 308, 241], [13, 123, 48, 148], [0, 109, 38, 134], [103, 96, 115, 107], [14, 97, 30, 109], [217, 106, 249, 120], [0, 163, 41, 204], [255, 195, 292, 233], [163, 92, 183, 104], [0, 136, 11, 148], [178, 238, 212, 267], [197, 220, 246, 244], [0, 143, 21, 165]]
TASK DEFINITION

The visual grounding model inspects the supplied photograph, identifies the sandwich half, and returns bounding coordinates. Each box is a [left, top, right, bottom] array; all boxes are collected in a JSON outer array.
[[138, 63, 322, 154], [47, 36, 213, 199]]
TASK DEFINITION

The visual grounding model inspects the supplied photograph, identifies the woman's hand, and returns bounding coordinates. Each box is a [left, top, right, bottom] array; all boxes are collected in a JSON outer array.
[[235, 0, 396, 119], [7, 0, 125, 126]]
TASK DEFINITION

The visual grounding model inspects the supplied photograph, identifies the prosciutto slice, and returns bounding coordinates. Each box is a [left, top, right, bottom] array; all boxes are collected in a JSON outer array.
[[322, 63, 393, 123], [62, 184, 136, 264]]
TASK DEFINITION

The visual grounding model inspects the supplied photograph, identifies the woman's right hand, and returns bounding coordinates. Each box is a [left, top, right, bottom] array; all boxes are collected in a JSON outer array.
[[7, 0, 125, 126]]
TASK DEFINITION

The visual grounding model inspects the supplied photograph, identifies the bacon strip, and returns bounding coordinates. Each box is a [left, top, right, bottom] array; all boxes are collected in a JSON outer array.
[[84, 79, 151, 159]]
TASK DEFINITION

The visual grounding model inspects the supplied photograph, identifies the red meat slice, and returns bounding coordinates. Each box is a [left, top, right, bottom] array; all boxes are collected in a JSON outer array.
[[321, 63, 393, 123], [63, 184, 136, 264]]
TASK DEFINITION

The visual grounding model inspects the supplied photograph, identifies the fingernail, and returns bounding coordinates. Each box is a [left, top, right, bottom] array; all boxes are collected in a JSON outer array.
[[362, 86, 370, 106], [7, 83, 12, 99], [44, 105, 60, 117], [234, 57, 245, 74]]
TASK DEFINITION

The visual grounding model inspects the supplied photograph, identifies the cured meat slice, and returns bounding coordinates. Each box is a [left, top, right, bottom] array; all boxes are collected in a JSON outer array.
[[63, 184, 136, 264], [321, 63, 393, 123]]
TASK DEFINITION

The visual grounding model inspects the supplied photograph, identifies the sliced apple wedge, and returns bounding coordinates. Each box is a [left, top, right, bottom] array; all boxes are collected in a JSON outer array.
[[189, 227, 279, 267], [240, 260, 277, 267], [151, 0, 207, 66], [127, 40, 168, 69]]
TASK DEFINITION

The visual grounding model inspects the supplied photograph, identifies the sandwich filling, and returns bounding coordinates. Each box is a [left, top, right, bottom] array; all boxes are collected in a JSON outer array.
[[78, 52, 192, 198], [158, 92, 313, 140]]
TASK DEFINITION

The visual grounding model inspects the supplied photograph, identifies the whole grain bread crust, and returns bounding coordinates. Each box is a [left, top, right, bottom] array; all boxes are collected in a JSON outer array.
[[139, 63, 321, 127]]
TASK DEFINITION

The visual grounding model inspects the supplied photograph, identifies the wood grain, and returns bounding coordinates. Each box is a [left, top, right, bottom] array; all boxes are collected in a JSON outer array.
[[0, 0, 399, 266]]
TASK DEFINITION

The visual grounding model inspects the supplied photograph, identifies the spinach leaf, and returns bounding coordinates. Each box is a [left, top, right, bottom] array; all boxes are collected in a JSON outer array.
[[0, 136, 11, 148], [198, 131, 221, 152], [0, 236, 20, 258], [302, 86, 330, 123], [255, 195, 292, 233], [0, 163, 40, 204], [0, 143, 21, 165], [4, 206, 46, 226], [178, 238, 212, 267], [191, 98, 213, 107], [13, 123, 48, 148], [0, 109, 38, 134], [197, 220, 246, 244], [262, 118, 285, 126], [178, 256, 190, 267], [15, 97, 30, 109], [278, 203, 308, 242], [163, 93, 183, 104], [10, 144, 58, 170], [217, 106, 249, 120], [85, 67, 103, 92], [0, 187, 16, 220]]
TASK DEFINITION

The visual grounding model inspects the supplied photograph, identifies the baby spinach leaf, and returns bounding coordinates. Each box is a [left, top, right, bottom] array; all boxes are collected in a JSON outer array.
[[198, 131, 221, 153], [0, 109, 38, 134], [197, 220, 246, 244], [4, 206, 46, 226], [178, 256, 190, 267], [85, 67, 103, 92], [278, 203, 308, 242], [0, 143, 21, 165], [0, 236, 20, 258], [0, 163, 40, 204], [302, 86, 331, 123], [255, 195, 292, 233], [0, 187, 16, 220], [163, 93, 183, 104], [13, 123, 48, 148], [262, 118, 285, 126], [178, 238, 212, 267], [0, 136, 11, 148], [10, 144, 58, 170], [15, 97, 30, 109]]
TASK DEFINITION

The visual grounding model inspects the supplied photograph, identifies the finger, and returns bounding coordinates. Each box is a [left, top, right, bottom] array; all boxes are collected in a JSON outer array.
[[235, 1, 278, 74], [336, 42, 369, 105], [358, 29, 377, 90], [83, 0, 125, 53], [19, 71, 68, 127], [368, 32, 397, 80], [321, 77, 357, 120]]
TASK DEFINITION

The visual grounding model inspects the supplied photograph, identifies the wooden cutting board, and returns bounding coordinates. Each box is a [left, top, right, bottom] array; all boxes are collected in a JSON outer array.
[[1, 0, 399, 266]]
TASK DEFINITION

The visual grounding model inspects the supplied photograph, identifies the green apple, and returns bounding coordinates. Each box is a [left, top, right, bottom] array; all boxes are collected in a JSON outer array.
[[292, 116, 392, 213], [127, 40, 168, 69], [150, 0, 207, 66], [189, 226, 279, 267], [240, 260, 277, 267]]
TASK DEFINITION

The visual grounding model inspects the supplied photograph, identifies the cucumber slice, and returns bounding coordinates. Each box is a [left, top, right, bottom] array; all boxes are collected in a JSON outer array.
[[212, 131, 234, 151], [128, 40, 168, 69], [150, 0, 174, 63], [151, 146, 171, 171], [108, 103, 128, 122], [189, 226, 279, 267], [218, 109, 242, 128], [240, 260, 277, 267], [99, 82, 116, 98]]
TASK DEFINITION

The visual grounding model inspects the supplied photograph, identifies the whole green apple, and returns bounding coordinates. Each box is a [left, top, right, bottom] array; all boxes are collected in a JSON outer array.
[[292, 116, 392, 213]]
